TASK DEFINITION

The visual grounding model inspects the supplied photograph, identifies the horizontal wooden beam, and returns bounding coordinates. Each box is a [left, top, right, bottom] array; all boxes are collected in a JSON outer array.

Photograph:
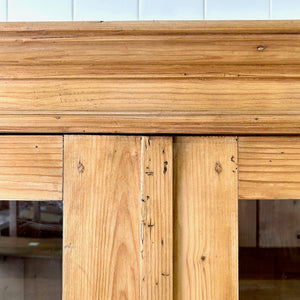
[[0, 136, 63, 200], [0, 79, 300, 133], [0, 21, 300, 133], [239, 137, 300, 199], [1, 20, 300, 34]]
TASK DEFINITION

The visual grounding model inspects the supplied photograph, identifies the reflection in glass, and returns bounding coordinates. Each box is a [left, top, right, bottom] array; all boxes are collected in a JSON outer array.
[[239, 200, 300, 300], [0, 201, 62, 299]]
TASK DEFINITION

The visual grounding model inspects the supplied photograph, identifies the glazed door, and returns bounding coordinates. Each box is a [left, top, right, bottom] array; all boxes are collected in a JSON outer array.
[[7, 135, 296, 299], [0, 135, 238, 300]]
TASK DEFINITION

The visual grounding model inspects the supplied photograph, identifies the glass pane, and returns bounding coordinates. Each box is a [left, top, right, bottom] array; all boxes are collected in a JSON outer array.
[[239, 200, 300, 300], [0, 201, 62, 299]]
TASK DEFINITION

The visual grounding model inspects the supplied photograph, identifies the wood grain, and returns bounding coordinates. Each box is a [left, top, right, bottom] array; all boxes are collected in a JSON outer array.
[[239, 137, 300, 199], [2, 114, 300, 134], [174, 137, 238, 300], [0, 21, 299, 133], [1, 79, 300, 133], [0, 34, 300, 79], [63, 135, 141, 300], [2, 79, 300, 113], [0, 136, 62, 200], [1, 20, 300, 34], [141, 137, 173, 300]]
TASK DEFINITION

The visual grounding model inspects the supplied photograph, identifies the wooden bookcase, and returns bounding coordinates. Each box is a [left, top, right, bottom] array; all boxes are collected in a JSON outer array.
[[0, 20, 300, 299]]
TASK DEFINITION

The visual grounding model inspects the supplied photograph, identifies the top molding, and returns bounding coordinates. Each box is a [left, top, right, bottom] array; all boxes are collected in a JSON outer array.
[[1, 21, 300, 134], [2, 20, 300, 34]]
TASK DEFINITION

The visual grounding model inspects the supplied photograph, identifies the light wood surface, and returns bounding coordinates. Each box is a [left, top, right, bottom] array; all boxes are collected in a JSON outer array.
[[63, 135, 141, 300], [239, 137, 300, 199], [0, 136, 62, 200], [1, 20, 300, 33], [2, 79, 300, 112], [174, 137, 238, 300], [0, 34, 300, 79], [141, 137, 173, 300], [0, 21, 299, 133]]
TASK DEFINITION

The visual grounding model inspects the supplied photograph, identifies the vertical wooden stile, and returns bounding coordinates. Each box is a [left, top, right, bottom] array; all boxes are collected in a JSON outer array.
[[141, 137, 173, 300], [174, 137, 238, 300], [63, 136, 141, 300]]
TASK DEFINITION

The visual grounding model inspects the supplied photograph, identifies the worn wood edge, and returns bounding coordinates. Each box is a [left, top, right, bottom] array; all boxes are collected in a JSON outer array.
[[141, 136, 173, 299], [1, 20, 300, 34], [3, 114, 300, 134], [1, 65, 300, 80]]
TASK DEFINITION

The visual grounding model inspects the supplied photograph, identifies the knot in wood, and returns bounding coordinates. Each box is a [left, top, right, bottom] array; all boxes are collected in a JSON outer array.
[[257, 45, 266, 51], [215, 161, 222, 174], [78, 161, 85, 174]]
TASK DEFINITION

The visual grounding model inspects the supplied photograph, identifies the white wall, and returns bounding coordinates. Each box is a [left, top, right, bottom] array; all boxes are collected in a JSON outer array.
[[0, 0, 299, 22]]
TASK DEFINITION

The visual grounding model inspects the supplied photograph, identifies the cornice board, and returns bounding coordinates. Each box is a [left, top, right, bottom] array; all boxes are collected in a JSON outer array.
[[0, 20, 300, 134]]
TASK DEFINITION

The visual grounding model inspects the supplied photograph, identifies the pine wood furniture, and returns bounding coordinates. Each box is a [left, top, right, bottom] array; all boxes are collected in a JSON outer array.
[[1, 20, 300, 299]]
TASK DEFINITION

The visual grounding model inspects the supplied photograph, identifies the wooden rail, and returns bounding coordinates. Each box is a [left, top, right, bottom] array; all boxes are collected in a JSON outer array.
[[0, 21, 300, 133]]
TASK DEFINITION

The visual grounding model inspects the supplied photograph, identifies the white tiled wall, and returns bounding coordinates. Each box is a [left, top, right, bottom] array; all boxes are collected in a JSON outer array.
[[0, 0, 299, 21], [206, 0, 270, 20], [8, 0, 72, 21], [75, 0, 138, 21], [140, 0, 203, 20]]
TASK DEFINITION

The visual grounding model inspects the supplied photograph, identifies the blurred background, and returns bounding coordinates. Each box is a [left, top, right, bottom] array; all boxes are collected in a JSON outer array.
[[0, 0, 299, 22]]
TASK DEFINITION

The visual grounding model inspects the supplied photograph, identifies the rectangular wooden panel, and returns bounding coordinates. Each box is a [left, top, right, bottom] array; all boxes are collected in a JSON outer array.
[[141, 137, 173, 300], [63, 136, 141, 300], [2, 79, 300, 114], [174, 137, 238, 299], [1, 79, 300, 134], [0, 136, 62, 200], [239, 137, 300, 199]]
